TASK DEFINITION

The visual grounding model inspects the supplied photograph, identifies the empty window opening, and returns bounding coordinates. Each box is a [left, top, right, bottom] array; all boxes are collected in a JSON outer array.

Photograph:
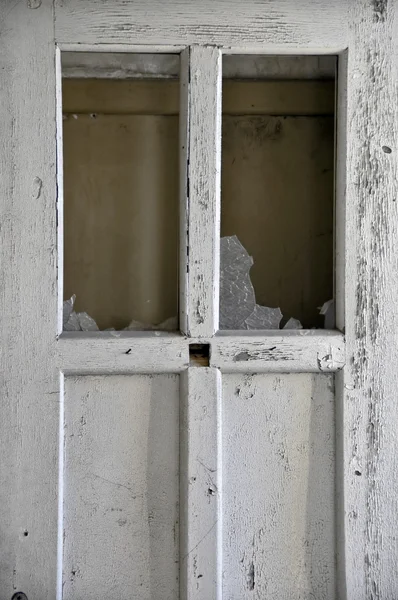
[[220, 55, 336, 330], [61, 53, 180, 331]]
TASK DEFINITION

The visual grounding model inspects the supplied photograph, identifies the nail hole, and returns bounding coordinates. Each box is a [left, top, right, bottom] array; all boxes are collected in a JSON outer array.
[[355, 470, 362, 476], [382, 145, 392, 154], [23, 530, 28, 537]]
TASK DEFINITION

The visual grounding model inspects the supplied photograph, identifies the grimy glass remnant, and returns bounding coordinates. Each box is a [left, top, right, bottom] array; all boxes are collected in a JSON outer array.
[[63, 235, 309, 331], [220, 235, 283, 330], [63, 295, 99, 331]]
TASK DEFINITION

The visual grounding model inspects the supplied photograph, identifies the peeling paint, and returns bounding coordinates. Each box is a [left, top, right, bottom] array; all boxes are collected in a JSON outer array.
[[371, 0, 387, 22]]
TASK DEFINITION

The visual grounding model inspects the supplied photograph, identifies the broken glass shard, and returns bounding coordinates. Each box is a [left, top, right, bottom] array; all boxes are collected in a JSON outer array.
[[220, 235, 282, 330], [284, 317, 303, 330], [63, 295, 99, 331]]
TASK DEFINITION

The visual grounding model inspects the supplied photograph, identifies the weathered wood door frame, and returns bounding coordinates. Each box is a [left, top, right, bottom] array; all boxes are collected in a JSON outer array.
[[1, 1, 397, 598]]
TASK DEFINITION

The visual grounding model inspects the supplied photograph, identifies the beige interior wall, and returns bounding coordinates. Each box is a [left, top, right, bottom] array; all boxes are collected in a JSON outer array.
[[63, 78, 334, 330], [63, 108, 179, 330]]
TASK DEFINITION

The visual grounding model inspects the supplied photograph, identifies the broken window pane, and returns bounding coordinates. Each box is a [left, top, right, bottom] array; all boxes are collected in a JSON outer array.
[[220, 55, 336, 329], [61, 53, 179, 331]]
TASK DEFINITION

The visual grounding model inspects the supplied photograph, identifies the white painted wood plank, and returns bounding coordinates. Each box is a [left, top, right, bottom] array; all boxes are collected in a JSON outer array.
[[55, 0, 348, 51], [222, 373, 335, 599], [211, 331, 345, 373], [180, 368, 222, 600], [186, 47, 221, 336], [57, 333, 188, 374], [339, 1, 398, 598], [62, 375, 179, 599], [0, 2, 59, 598], [57, 332, 345, 374]]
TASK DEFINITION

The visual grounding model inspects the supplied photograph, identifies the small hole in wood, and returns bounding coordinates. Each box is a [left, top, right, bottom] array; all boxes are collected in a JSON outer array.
[[354, 470, 362, 476], [189, 344, 210, 367], [23, 530, 28, 537], [382, 145, 392, 154]]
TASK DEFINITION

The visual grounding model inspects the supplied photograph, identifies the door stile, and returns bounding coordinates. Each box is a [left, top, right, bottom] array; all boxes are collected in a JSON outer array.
[[339, 1, 398, 598], [180, 367, 222, 600], [0, 1, 59, 597]]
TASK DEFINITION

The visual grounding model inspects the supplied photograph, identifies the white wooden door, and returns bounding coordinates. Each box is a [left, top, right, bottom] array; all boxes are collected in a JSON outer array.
[[1, 1, 398, 599]]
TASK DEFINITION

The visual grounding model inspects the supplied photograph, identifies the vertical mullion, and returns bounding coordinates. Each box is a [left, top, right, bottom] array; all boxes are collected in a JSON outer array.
[[180, 367, 222, 600], [180, 46, 222, 337]]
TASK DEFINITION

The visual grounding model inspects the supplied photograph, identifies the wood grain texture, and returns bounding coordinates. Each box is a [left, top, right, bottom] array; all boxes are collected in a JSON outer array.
[[185, 47, 222, 336], [211, 331, 345, 373], [0, 1, 59, 597], [58, 332, 188, 374], [180, 368, 222, 600], [54, 0, 348, 51], [62, 375, 179, 599], [57, 332, 345, 374], [338, 1, 398, 598], [222, 373, 335, 599]]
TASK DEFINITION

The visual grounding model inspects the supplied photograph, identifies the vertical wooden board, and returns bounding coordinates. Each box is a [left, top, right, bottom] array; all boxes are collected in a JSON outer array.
[[180, 368, 222, 600], [222, 373, 335, 599], [186, 47, 222, 336], [62, 375, 179, 599], [340, 1, 398, 598], [0, 1, 59, 598]]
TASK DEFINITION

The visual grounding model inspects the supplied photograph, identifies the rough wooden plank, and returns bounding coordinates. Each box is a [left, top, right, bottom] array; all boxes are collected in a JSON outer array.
[[63, 375, 179, 599], [57, 332, 345, 374], [57, 333, 188, 374], [338, 1, 398, 598], [222, 373, 335, 599], [186, 47, 221, 336], [211, 331, 345, 373], [180, 368, 222, 600], [55, 0, 348, 51], [0, 1, 59, 597]]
